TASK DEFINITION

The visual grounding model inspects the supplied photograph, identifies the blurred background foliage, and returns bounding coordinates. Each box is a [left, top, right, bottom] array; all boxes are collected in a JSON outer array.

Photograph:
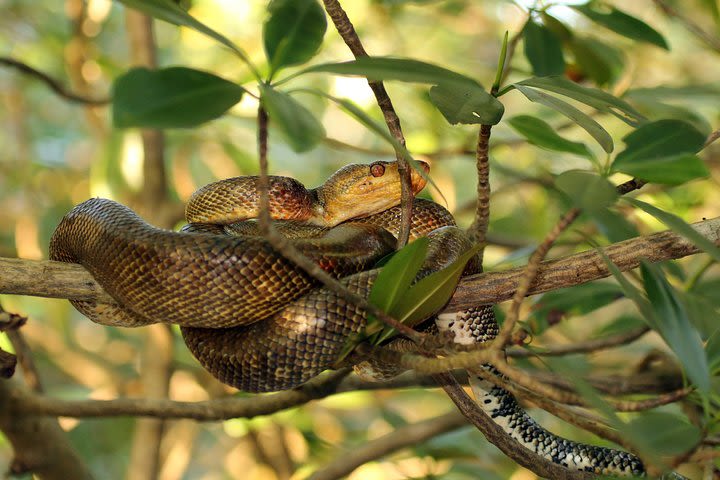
[[0, 0, 719, 479]]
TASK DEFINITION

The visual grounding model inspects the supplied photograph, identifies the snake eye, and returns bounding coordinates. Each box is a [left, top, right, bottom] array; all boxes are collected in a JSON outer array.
[[370, 162, 385, 178]]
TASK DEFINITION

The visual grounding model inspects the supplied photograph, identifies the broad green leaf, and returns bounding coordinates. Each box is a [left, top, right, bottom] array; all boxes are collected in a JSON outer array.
[[296, 56, 482, 88], [264, 0, 327, 75], [523, 19, 565, 76], [540, 13, 573, 41], [615, 153, 707, 185], [642, 261, 710, 392], [556, 170, 618, 213], [625, 198, 720, 263], [572, 4, 668, 49], [508, 115, 591, 158], [392, 244, 481, 327], [612, 119, 708, 184], [591, 207, 639, 243], [531, 282, 623, 325], [259, 84, 325, 152], [568, 36, 624, 86], [428, 83, 505, 125], [514, 85, 613, 152], [112, 67, 244, 128], [517, 76, 645, 126], [116, 0, 247, 60], [366, 238, 430, 335], [626, 412, 701, 456]]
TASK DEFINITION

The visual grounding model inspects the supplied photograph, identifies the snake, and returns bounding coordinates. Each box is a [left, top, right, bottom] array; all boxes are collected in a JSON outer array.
[[49, 160, 680, 478]]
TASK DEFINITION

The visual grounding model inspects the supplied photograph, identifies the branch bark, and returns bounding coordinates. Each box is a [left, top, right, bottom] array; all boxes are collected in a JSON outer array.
[[4, 216, 718, 312]]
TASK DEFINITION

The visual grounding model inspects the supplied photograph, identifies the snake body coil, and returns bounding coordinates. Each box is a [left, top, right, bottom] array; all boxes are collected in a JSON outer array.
[[50, 161, 660, 477]]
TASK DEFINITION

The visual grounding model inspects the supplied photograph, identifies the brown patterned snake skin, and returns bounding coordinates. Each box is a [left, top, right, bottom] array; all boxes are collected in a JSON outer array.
[[50, 160, 670, 478]]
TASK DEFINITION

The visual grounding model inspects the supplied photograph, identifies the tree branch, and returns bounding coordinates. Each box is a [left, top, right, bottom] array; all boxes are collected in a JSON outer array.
[[5, 216, 717, 313], [0, 56, 109, 105]]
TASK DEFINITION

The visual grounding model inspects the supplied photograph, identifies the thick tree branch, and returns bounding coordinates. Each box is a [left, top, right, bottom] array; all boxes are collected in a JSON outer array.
[[4, 217, 717, 313]]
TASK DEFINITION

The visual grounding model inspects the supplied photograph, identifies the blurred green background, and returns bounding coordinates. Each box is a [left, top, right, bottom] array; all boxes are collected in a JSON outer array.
[[1, 0, 719, 478]]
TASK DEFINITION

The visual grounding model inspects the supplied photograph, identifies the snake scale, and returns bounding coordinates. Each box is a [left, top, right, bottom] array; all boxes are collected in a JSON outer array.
[[50, 160, 673, 478]]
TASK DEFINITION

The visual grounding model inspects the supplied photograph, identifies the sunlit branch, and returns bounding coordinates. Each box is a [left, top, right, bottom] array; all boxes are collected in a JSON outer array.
[[0, 56, 109, 105]]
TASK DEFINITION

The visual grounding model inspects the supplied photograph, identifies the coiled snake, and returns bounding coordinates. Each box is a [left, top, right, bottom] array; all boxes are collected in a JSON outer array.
[[51, 161, 661, 477]]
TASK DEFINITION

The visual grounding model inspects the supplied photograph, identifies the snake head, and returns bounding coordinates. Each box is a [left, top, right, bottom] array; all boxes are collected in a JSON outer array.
[[315, 160, 429, 226]]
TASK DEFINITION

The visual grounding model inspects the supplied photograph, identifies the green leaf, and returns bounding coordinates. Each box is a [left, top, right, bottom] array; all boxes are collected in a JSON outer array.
[[112, 67, 244, 128], [514, 85, 614, 153], [507, 115, 592, 158], [366, 238, 430, 335], [642, 261, 710, 392], [259, 84, 325, 152], [264, 0, 327, 75], [626, 412, 701, 456], [517, 76, 645, 127], [531, 282, 623, 325], [567, 36, 624, 86], [616, 152, 707, 185], [591, 207, 639, 243], [523, 19, 565, 76], [598, 249, 657, 329], [572, 4, 668, 49], [392, 244, 481, 327], [297, 56, 482, 88], [625, 198, 720, 263], [428, 83, 505, 125], [555, 171, 618, 213], [611, 119, 709, 184], [116, 0, 247, 60]]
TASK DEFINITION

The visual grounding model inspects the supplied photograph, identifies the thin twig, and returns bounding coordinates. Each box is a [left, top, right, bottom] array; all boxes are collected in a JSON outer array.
[[467, 124, 493, 261], [321, 0, 414, 248], [508, 326, 650, 358], [0, 56, 109, 105], [493, 208, 581, 349], [0, 306, 42, 392], [652, 0, 720, 52]]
